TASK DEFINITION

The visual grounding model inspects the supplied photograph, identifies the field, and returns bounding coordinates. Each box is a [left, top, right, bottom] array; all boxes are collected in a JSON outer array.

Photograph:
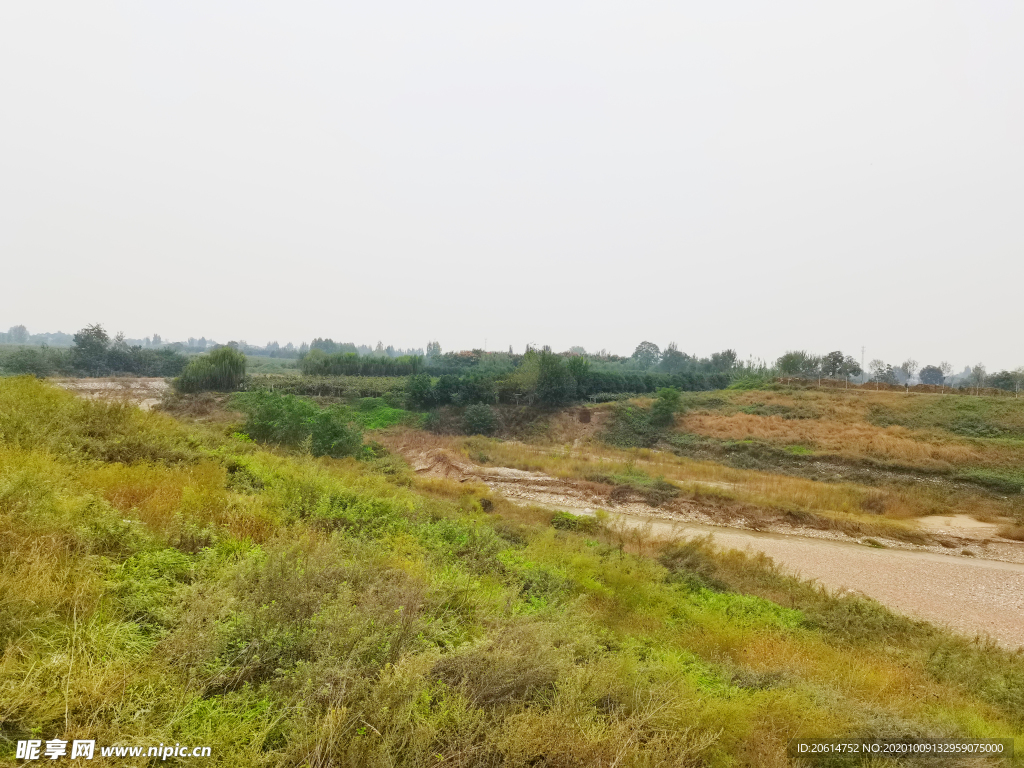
[[2, 376, 1024, 766]]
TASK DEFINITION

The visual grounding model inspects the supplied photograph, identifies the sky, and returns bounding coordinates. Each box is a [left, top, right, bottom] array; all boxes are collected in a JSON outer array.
[[2, 2, 1022, 370]]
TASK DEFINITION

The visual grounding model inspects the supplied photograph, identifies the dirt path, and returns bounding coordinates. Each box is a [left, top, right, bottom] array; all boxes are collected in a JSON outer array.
[[411, 448, 1024, 648]]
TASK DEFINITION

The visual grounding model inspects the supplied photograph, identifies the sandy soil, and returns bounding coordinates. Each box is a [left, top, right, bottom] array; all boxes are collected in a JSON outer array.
[[411, 448, 1024, 648], [54, 378, 170, 411]]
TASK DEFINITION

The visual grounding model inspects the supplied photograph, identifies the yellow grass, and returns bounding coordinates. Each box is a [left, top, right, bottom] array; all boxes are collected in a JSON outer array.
[[380, 426, 1021, 527], [683, 412, 980, 468]]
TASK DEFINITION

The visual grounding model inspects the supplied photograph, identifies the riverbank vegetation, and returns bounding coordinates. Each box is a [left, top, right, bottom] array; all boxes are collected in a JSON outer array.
[[2, 376, 1022, 766]]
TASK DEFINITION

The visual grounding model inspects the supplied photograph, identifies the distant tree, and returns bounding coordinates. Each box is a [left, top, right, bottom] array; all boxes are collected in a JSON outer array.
[[426, 341, 441, 358], [919, 365, 944, 386], [971, 364, 987, 394], [566, 355, 591, 392], [776, 350, 820, 380], [869, 359, 898, 388], [710, 349, 738, 372], [900, 359, 919, 387], [568, 345, 586, 355], [105, 331, 133, 373], [72, 324, 110, 374], [821, 351, 846, 379], [152, 333, 162, 347], [536, 350, 576, 404], [839, 355, 862, 384], [659, 342, 689, 373], [406, 374, 433, 408], [939, 362, 953, 394], [8, 325, 28, 344], [632, 341, 661, 371]]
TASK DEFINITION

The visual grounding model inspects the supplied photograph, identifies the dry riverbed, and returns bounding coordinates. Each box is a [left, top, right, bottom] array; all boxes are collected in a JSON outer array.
[[410, 447, 1024, 648]]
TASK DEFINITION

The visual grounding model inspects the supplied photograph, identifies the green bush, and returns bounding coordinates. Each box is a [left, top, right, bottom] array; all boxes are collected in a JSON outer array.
[[649, 387, 682, 427], [463, 403, 497, 435], [174, 347, 247, 392], [550, 511, 598, 534], [232, 391, 363, 458]]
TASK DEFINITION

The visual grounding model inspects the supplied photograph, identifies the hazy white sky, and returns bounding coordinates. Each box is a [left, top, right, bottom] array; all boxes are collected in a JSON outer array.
[[2, 2, 1022, 368]]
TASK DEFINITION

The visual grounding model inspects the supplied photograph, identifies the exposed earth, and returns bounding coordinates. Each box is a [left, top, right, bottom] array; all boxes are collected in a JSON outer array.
[[410, 447, 1024, 649], [54, 377, 170, 411]]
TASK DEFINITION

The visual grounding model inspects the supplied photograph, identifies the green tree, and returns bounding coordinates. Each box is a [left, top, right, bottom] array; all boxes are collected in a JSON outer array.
[[776, 351, 820, 380], [8, 325, 29, 344], [919, 365, 944, 386], [659, 342, 689, 373], [72, 324, 110, 375], [709, 349, 737, 372], [536, 351, 576, 405], [821, 351, 846, 379], [632, 341, 661, 371], [649, 387, 682, 427], [406, 374, 433, 407], [565, 355, 591, 392], [463, 404, 497, 435]]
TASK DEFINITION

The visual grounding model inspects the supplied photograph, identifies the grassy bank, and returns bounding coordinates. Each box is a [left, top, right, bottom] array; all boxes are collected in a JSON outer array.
[[1, 377, 1022, 767]]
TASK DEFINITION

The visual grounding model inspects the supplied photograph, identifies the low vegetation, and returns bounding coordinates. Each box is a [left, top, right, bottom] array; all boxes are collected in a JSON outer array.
[[2, 376, 1022, 767]]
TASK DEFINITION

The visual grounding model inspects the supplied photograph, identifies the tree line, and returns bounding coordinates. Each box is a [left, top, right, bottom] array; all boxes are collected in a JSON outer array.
[[0, 325, 189, 378]]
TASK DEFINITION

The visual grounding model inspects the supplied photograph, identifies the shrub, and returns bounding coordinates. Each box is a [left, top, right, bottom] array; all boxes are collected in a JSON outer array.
[[463, 404, 497, 435], [550, 511, 598, 534], [175, 347, 247, 392], [649, 386, 682, 427], [405, 373, 433, 407], [232, 391, 364, 458]]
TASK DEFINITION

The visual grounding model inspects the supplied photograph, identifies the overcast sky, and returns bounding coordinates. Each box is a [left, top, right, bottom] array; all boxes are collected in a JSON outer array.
[[2, 2, 1022, 369]]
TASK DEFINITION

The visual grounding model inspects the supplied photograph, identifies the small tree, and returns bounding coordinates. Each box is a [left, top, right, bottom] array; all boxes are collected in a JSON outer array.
[[8, 325, 29, 344], [406, 374, 433, 408], [649, 387, 682, 427], [900, 359, 919, 389], [463, 404, 497, 435], [869, 359, 898, 388], [939, 362, 953, 394], [971, 364, 987, 395], [72, 324, 110, 375]]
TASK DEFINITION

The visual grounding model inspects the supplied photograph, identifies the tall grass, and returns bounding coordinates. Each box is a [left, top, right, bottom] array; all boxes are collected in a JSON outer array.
[[1, 377, 1022, 767], [174, 347, 247, 393]]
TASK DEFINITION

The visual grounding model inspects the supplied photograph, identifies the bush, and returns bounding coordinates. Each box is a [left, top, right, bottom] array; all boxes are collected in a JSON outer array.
[[405, 373, 433, 407], [175, 347, 247, 392], [550, 511, 598, 534], [463, 404, 497, 435], [232, 391, 363, 458], [649, 387, 682, 427]]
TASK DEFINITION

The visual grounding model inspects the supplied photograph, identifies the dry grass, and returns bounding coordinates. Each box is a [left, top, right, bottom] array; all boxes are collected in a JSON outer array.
[[683, 412, 982, 468], [379, 428, 1020, 530]]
